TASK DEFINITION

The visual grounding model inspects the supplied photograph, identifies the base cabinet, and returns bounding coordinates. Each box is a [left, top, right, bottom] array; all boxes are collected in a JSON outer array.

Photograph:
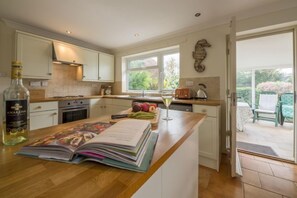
[[132, 127, 199, 198], [30, 102, 58, 130], [193, 105, 220, 171], [90, 98, 106, 118]]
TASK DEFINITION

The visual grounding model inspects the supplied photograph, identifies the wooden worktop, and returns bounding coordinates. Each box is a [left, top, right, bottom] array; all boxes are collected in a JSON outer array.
[[30, 95, 221, 106], [0, 110, 205, 198]]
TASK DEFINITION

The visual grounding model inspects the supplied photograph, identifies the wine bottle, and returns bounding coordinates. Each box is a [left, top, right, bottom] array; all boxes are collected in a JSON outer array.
[[2, 61, 30, 145]]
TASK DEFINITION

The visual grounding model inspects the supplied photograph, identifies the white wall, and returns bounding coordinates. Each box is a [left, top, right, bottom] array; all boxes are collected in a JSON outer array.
[[114, 6, 297, 153]]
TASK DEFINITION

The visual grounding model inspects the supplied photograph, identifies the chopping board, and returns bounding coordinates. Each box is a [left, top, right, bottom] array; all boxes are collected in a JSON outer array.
[[110, 108, 160, 127]]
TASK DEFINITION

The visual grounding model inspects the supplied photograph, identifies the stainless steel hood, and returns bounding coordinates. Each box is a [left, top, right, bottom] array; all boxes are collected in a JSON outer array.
[[52, 41, 83, 66]]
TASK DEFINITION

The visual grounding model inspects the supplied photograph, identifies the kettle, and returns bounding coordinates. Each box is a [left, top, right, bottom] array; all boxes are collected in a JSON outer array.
[[197, 83, 208, 100]]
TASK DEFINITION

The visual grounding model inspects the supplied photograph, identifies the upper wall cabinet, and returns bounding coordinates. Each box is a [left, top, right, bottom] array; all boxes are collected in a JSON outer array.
[[16, 32, 53, 79], [81, 49, 99, 81], [99, 53, 114, 82]]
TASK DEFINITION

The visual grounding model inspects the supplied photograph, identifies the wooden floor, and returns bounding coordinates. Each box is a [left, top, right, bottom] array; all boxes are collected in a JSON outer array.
[[199, 153, 297, 197]]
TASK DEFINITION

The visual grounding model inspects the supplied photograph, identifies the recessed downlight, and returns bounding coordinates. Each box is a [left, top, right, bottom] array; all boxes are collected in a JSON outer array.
[[66, 30, 72, 34], [134, 33, 140, 37], [195, 13, 201, 17]]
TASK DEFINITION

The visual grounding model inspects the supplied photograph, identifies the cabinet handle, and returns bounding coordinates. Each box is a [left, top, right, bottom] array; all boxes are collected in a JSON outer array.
[[36, 106, 42, 109], [82, 76, 85, 78], [201, 109, 207, 113], [48, 73, 52, 75], [73, 60, 76, 63], [53, 112, 57, 115]]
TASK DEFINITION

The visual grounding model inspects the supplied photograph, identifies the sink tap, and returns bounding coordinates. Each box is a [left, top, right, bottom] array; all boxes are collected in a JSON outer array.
[[141, 90, 145, 97]]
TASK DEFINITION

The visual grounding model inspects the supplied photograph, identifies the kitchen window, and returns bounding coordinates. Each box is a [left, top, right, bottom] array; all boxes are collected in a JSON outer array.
[[122, 46, 180, 93]]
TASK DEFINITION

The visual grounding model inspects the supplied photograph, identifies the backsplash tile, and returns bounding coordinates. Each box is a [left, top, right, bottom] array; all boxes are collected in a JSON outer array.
[[179, 77, 220, 100], [24, 64, 109, 97]]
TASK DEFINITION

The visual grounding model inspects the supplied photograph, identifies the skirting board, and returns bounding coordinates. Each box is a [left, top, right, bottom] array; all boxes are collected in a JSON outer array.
[[199, 156, 220, 172]]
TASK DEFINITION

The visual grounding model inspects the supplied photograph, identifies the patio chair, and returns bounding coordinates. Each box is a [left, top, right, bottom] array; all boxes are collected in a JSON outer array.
[[280, 93, 294, 125], [253, 94, 279, 127]]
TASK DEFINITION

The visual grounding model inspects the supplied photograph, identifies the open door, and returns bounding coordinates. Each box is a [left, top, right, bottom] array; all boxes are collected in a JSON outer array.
[[227, 17, 242, 177]]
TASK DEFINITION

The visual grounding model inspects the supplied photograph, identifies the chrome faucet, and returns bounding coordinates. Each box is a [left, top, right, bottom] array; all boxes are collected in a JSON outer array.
[[141, 90, 145, 97]]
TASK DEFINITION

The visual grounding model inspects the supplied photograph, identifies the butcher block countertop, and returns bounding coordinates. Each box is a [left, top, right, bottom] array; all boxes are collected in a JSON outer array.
[[30, 94, 221, 106], [0, 109, 205, 198]]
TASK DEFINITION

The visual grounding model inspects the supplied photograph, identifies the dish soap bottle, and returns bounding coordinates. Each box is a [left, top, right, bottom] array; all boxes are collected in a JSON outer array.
[[2, 61, 30, 145]]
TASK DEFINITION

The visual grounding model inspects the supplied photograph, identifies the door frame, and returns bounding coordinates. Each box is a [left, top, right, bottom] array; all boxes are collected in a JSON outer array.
[[236, 26, 297, 163]]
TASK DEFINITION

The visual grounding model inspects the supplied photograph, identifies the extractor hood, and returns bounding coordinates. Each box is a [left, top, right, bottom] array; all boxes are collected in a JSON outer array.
[[52, 41, 83, 66]]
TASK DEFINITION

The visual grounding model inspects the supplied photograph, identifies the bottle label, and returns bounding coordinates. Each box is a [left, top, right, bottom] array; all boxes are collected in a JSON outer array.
[[5, 100, 28, 134]]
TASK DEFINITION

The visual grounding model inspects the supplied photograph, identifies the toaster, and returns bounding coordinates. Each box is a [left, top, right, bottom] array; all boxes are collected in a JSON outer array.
[[175, 88, 195, 99]]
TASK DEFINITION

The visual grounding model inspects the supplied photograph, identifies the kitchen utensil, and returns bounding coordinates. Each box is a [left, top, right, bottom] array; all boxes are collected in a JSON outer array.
[[197, 83, 208, 100]]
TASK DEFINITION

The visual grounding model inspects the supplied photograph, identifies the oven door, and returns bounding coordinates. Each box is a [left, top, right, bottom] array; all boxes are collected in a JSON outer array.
[[59, 106, 89, 124]]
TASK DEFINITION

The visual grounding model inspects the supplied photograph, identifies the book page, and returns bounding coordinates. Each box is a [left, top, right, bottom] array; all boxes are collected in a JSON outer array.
[[86, 119, 151, 148], [24, 122, 112, 151]]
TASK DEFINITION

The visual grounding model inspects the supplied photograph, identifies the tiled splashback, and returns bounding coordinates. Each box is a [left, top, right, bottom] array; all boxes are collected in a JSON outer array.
[[23, 64, 105, 97], [179, 77, 220, 100]]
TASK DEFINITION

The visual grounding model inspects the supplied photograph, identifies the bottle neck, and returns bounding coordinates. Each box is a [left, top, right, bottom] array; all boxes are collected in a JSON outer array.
[[11, 78, 23, 86]]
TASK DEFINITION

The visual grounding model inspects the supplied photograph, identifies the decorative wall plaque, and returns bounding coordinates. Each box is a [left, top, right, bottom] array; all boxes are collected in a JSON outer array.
[[192, 39, 211, 72]]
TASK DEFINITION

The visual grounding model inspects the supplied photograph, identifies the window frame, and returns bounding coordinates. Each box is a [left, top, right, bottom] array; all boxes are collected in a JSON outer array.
[[124, 47, 180, 93]]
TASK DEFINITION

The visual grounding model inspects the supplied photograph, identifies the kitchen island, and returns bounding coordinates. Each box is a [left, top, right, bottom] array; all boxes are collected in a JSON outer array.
[[0, 109, 205, 198]]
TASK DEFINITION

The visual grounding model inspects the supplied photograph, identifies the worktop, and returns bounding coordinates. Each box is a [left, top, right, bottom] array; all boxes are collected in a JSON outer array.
[[0, 109, 205, 197], [30, 94, 222, 106]]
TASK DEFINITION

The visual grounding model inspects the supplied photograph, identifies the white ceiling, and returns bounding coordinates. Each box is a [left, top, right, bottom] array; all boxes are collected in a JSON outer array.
[[0, 0, 296, 50], [237, 32, 294, 70]]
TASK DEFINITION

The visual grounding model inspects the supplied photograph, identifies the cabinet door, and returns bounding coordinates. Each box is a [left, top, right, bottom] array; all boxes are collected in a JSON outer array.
[[81, 50, 99, 81], [90, 98, 106, 118], [30, 110, 58, 130], [16, 32, 52, 79], [99, 53, 114, 82], [199, 117, 217, 160]]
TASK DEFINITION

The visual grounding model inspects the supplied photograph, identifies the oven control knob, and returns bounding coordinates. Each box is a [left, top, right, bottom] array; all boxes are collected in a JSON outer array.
[[80, 101, 83, 104], [68, 102, 70, 105]]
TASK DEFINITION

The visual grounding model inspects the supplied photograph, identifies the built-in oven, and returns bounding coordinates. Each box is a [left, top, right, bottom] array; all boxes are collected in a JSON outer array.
[[58, 99, 90, 124]]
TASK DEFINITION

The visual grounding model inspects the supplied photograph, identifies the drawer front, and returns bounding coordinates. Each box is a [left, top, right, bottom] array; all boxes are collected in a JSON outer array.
[[193, 105, 217, 117], [30, 101, 58, 113]]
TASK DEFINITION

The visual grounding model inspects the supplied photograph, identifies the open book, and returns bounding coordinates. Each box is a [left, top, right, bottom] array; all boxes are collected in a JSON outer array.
[[17, 120, 158, 172]]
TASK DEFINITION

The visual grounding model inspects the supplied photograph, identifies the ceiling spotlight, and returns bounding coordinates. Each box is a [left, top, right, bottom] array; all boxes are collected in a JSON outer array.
[[134, 33, 140, 37], [66, 30, 72, 34], [195, 13, 201, 17]]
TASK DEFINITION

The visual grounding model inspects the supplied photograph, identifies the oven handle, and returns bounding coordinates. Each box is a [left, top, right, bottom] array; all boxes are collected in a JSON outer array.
[[60, 107, 88, 113]]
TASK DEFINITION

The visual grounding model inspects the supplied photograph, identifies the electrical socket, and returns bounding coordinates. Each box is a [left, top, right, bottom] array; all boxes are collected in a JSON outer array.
[[185, 80, 194, 87], [41, 81, 48, 87], [29, 81, 41, 87]]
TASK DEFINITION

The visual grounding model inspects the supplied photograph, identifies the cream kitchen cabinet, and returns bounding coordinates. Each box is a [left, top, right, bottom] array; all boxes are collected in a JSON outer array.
[[105, 98, 131, 115], [90, 98, 106, 118], [81, 49, 99, 81], [133, 126, 199, 198], [193, 104, 221, 171], [16, 32, 53, 79], [80, 52, 114, 82], [90, 98, 131, 117], [98, 53, 114, 82], [30, 101, 58, 130]]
